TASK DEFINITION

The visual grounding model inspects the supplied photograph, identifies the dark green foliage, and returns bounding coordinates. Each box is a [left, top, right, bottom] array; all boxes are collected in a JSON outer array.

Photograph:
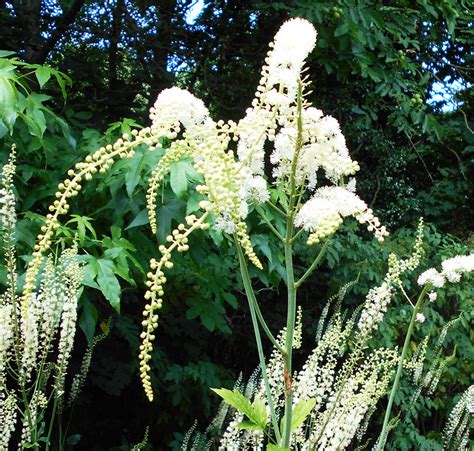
[[0, 0, 472, 447]]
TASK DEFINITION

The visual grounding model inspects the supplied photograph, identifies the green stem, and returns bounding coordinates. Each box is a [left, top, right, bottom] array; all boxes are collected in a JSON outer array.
[[375, 285, 429, 450], [282, 238, 296, 447], [281, 80, 304, 448], [235, 240, 281, 443], [294, 241, 330, 289], [255, 204, 285, 242], [291, 227, 305, 243], [251, 293, 285, 354], [46, 397, 58, 451], [267, 201, 287, 217]]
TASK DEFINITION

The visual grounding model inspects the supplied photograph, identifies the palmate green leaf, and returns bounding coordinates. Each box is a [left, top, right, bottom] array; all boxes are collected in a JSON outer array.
[[251, 396, 268, 429], [290, 398, 316, 431], [0, 70, 18, 131], [66, 214, 97, 245], [35, 66, 51, 88], [125, 150, 150, 197], [126, 209, 149, 230], [280, 398, 316, 438], [52, 70, 72, 101], [156, 198, 185, 242], [92, 258, 121, 313], [211, 388, 255, 424], [78, 296, 99, 345], [211, 389, 268, 431], [267, 445, 290, 451]]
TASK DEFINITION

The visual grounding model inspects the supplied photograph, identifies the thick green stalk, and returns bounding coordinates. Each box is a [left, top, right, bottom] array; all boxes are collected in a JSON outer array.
[[282, 237, 296, 447], [235, 240, 281, 443], [376, 285, 429, 450], [281, 81, 304, 448]]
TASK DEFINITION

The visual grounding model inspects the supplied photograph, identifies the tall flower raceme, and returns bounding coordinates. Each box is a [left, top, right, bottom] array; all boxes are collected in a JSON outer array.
[[442, 385, 473, 450], [0, 151, 104, 449]]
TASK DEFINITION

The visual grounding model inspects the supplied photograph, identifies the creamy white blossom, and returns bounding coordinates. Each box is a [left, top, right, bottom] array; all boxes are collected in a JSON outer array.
[[443, 385, 473, 449], [239, 174, 270, 204], [441, 254, 474, 283], [265, 18, 317, 98], [0, 394, 17, 450], [358, 283, 394, 336], [417, 268, 445, 287], [149, 87, 212, 138], [0, 148, 16, 232], [295, 186, 387, 245], [416, 313, 426, 323]]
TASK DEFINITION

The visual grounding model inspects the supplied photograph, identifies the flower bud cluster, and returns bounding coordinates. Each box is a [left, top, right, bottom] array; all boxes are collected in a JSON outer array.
[[19, 391, 48, 447], [358, 221, 424, 336], [55, 283, 79, 401], [308, 348, 397, 450], [405, 335, 429, 385], [386, 218, 424, 287], [188, 124, 262, 269], [149, 87, 211, 138], [20, 299, 39, 381], [140, 213, 210, 401], [272, 109, 361, 189], [256, 318, 304, 412], [236, 18, 317, 180], [293, 315, 348, 410], [146, 144, 188, 234], [0, 303, 13, 383], [263, 18, 317, 105], [68, 331, 107, 406], [357, 282, 394, 337], [54, 247, 84, 406]]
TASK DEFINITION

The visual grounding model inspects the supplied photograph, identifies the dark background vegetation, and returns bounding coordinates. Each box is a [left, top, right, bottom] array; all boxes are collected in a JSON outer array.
[[0, 0, 472, 449]]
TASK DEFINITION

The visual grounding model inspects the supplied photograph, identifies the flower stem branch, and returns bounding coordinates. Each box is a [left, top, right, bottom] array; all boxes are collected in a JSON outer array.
[[235, 238, 281, 443], [376, 284, 430, 450], [267, 200, 287, 217], [294, 240, 330, 289], [254, 204, 285, 242]]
